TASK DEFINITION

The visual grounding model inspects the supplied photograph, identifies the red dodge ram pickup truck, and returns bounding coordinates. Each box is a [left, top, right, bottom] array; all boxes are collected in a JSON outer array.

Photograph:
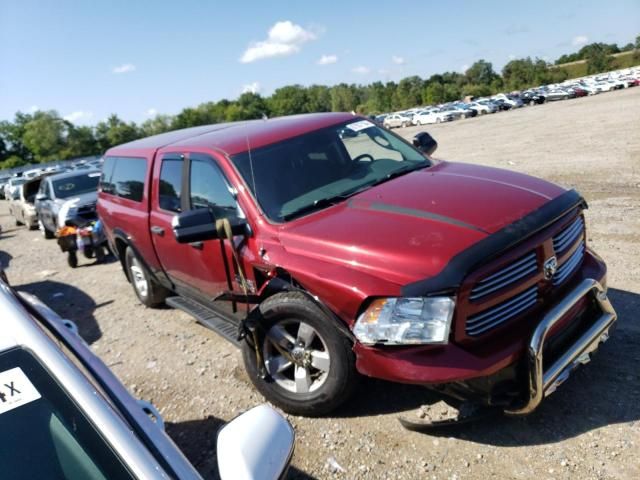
[[97, 113, 616, 420]]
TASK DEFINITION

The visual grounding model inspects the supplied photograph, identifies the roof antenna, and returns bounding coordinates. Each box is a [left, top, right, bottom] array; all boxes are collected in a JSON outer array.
[[246, 134, 258, 206], [261, 112, 268, 120]]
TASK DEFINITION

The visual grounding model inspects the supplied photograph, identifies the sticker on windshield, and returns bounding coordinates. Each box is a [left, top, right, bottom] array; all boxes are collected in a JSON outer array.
[[346, 120, 375, 132], [0, 368, 41, 415], [88, 172, 101, 177]]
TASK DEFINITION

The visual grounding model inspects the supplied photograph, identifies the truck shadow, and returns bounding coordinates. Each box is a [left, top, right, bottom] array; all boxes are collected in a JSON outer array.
[[166, 416, 317, 480], [403, 287, 640, 445], [15, 279, 109, 345]]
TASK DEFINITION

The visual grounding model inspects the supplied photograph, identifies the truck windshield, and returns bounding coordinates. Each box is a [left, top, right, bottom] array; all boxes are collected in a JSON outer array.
[[0, 348, 134, 479], [231, 119, 430, 222], [52, 172, 100, 199]]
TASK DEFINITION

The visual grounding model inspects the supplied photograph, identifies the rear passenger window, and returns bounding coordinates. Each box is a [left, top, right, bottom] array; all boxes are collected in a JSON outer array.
[[100, 157, 116, 194], [159, 158, 183, 212], [189, 154, 242, 222], [109, 157, 147, 202]]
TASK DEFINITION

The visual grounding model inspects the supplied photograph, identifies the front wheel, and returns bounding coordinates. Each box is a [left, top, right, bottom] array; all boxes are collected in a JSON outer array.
[[39, 220, 54, 239], [242, 292, 359, 417], [125, 247, 169, 307]]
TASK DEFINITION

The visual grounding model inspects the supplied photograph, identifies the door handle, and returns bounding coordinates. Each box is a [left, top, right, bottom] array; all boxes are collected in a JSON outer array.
[[190, 241, 203, 250], [151, 226, 165, 236]]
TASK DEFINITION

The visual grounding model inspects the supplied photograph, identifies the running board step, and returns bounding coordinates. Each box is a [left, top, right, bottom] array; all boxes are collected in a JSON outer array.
[[166, 296, 241, 347]]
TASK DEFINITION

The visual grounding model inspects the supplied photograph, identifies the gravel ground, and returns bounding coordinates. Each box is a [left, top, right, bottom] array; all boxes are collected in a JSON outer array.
[[1, 87, 639, 480]]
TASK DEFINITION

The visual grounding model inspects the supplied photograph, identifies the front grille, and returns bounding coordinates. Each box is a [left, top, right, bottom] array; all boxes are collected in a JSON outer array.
[[462, 213, 587, 338], [553, 241, 585, 286], [466, 286, 538, 336], [469, 251, 537, 301], [553, 217, 584, 254]]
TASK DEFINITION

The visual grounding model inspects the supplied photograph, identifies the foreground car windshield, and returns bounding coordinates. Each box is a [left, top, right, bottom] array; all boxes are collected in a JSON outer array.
[[0, 348, 134, 479], [231, 120, 429, 221], [52, 172, 100, 199]]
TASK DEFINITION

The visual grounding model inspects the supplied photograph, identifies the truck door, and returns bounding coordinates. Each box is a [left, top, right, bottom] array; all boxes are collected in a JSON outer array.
[[149, 152, 242, 300]]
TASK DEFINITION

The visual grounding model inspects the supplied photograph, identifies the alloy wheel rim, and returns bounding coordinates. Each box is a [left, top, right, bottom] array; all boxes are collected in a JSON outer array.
[[263, 320, 330, 394], [130, 260, 148, 297]]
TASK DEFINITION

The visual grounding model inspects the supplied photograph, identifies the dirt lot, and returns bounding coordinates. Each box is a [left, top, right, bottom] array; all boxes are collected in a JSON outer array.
[[1, 87, 639, 479]]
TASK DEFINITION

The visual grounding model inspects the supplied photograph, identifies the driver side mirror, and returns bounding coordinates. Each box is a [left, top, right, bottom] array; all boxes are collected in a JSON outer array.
[[172, 208, 246, 244], [216, 405, 295, 480], [412, 132, 438, 156]]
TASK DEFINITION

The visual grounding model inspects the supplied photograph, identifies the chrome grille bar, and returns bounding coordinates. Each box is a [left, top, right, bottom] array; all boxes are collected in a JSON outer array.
[[467, 286, 538, 336], [553, 217, 584, 254], [470, 252, 537, 301], [553, 242, 585, 286]]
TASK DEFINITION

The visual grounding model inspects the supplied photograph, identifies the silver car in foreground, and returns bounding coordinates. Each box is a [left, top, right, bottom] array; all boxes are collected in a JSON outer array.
[[0, 271, 294, 479]]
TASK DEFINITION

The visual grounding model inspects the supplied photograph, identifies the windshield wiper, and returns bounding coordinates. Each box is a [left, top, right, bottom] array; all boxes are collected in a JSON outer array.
[[369, 161, 429, 188], [281, 192, 359, 221]]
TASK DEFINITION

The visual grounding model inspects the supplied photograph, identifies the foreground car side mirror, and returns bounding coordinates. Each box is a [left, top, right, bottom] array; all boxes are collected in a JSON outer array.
[[172, 208, 246, 244], [217, 404, 295, 480], [35, 193, 48, 202], [413, 131, 438, 156]]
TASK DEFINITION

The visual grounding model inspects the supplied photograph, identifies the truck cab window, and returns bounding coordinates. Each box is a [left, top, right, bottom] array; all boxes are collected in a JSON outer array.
[[189, 155, 242, 222], [158, 158, 182, 212]]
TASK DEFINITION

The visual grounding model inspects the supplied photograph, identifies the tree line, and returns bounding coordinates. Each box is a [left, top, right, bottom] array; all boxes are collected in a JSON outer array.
[[1, 36, 638, 169]]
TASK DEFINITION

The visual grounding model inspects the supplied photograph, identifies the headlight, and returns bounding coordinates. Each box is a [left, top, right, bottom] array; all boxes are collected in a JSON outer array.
[[353, 297, 455, 345]]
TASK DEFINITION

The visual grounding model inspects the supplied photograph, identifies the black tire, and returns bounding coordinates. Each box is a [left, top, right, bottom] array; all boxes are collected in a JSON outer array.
[[95, 246, 106, 263], [67, 251, 78, 268], [124, 247, 169, 307], [40, 220, 54, 239], [242, 291, 359, 417]]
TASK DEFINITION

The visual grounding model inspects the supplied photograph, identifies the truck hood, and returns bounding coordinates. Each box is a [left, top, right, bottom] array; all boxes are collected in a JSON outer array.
[[277, 161, 566, 287]]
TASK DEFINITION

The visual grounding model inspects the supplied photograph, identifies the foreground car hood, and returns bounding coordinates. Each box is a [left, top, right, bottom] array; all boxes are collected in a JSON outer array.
[[277, 162, 565, 286]]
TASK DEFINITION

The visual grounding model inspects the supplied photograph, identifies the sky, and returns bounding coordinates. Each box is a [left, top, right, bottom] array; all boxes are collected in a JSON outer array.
[[1, 0, 638, 125]]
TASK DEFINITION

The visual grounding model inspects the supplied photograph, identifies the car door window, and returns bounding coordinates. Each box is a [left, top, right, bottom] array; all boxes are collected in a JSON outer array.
[[158, 158, 183, 212], [189, 154, 242, 222]]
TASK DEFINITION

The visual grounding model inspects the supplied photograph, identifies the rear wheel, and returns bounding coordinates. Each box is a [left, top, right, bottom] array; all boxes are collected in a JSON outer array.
[[125, 247, 169, 307], [67, 251, 78, 268], [242, 292, 359, 417]]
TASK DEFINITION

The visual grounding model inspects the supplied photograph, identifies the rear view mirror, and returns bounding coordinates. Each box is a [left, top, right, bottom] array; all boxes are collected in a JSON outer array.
[[172, 208, 247, 244], [413, 131, 438, 156], [216, 404, 295, 480], [172, 208, 219, 243]]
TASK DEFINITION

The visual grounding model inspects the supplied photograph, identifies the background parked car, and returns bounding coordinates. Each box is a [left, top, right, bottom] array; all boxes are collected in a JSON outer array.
[[383, 113, 411, 128], [4, 177, 26, 200], [9, 183, 39, 229], [545, 88, 571, 101], [35, 169, 101, 239], [412, 109, 452, 125]]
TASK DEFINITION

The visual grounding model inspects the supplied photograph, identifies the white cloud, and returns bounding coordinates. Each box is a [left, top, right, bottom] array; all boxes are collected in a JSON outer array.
[[242, 82, 261, 94], [572, 35, 588, 46], [461, 64, 469, 72], [29, 105, 39, 113], [508, 53, 516, 60], [352, 66, 370, 74], [391, 55, 406, 65], [112, 63, 136, 74], [63, 111, 93, 123], [317, 54, 338, 65], [145, 108, 157, 116], [240, 21, 317, 63]]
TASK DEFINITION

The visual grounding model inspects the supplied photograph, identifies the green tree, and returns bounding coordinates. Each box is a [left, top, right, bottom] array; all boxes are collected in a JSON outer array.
[[0, 155, 27, 169], [330, 84, 360, 112], [64, 125, 98, 158], [22, 110, 67, 162], [95, 114, 140, 152], [140, 114, 174, 137], [306, 85, 332, 113], [234, 92, 269, 120], [465, 60, 499, 86], [586, 47, 614, 74], [268, 85, 309, 116], [422, 82, 446, 105]]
